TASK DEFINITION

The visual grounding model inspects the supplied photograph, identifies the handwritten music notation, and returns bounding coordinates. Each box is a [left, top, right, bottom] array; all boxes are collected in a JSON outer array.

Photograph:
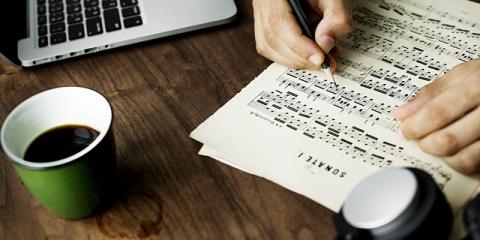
[[262, 69, 400, 131], [191, 0, 480, 214], [340, 28, 452, 70], [341, 0, 480, 64], [243, 0, 479, 189], [373, 0, 480, 30], [248, 90, 452, 188], [335, 56, 429, 101], [340, 32, 449, 75]]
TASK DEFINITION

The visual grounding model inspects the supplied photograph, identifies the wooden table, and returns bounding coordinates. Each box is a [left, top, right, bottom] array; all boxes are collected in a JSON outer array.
[[0, 1, 336, 239]]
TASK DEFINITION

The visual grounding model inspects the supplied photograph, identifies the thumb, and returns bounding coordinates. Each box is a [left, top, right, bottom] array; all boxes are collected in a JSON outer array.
[[312, 0, 353, 53]]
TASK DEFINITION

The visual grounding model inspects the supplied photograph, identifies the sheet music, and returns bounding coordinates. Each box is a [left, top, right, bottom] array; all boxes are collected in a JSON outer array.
[[191, 0, 480, 213]]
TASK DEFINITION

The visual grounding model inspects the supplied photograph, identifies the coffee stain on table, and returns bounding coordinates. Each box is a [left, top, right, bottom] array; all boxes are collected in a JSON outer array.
[[96, 190, 163, 239]]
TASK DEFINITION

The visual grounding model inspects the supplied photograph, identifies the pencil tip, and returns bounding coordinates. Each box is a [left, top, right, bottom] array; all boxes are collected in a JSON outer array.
[[324, 68, 338, 89]]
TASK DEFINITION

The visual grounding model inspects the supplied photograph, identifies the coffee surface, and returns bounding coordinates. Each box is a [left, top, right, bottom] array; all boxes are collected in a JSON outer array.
[[24, 125, 99, 163]]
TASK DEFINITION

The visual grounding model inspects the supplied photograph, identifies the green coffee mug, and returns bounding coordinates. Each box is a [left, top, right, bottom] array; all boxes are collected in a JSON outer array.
[[1, 87, 116, 219]]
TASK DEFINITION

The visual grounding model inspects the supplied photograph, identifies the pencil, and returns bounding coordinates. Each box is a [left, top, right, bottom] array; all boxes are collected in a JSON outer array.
[[288, 0, 338, 89]]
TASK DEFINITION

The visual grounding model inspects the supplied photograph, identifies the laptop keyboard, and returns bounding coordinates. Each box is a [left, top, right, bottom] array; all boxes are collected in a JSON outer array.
[[37, 0, 143, 48]]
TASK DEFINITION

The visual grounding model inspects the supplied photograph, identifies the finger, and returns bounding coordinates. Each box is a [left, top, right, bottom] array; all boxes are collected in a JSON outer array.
[[400, 85, 480, 139], [326, 54, 337, 72], [276, 10, 327, 68], [255, 22, 298, 67], [256, 41, 301, 67], [394, 76, 449, 121], [444, 141, 480, 176], [394, 63, 473, 121], [329, 46, 341, 58], [253, 1, 301, 67], [262, 26, 322, 69], [419, 107, 480, 156], [255, 0, 325, 69], [312, 0, 353, 52], [323, 46, 339, 72]]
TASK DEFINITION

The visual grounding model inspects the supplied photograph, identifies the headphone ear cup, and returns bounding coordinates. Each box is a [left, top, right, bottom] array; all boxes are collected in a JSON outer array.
[[333, 210, 373, 240], [334, 168, 453, 240], [464, 193, 480, 240], [410, 168, 453, 239]]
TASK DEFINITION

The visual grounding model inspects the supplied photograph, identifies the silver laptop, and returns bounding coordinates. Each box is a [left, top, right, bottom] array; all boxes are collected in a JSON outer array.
[[1, 0, 237, 67]]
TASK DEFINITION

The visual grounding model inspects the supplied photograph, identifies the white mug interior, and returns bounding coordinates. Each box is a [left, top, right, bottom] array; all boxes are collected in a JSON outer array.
[[0, 87, 112, 169]]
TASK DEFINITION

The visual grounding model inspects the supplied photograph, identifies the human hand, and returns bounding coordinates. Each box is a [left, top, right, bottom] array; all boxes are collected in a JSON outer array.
[[252, 0, 353, 69], [394, 59, 480, 177]]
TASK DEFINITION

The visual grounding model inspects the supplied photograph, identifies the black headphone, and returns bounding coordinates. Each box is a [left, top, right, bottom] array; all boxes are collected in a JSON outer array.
[[333, 167, 480, 240]]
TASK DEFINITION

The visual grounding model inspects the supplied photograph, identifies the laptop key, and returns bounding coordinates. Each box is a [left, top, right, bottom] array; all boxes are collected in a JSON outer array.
[[122, 6, 140, 18], [67, 3, 81, 14], [38, 37, 48, 47], [86, 17, 103, 36], [104, 9, 122, 32], [38, 0, 46, 4], [48, 0, 62, 4], [68, 24, 85, 40], [120, 0, 137, 8], [123, 16, 142, 28], [102, 0, 117, 9], [50, 12, 65, 23], [49, 3, 64, 13], [38, 5, 46, 15], [50, 22, 66, 33], [38, 15, 47, 25], [85, 7, 100, 18], [84, 0, 99, 8], [50, 32, 67, 45], [68, 13, 83, 24], [38, 25, 48, 36], [66, 0, 80, 4]]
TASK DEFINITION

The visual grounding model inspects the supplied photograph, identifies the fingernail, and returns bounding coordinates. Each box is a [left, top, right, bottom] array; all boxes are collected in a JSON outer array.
[[394, 102, 414, 120], [317, 36, 335, 53], [309, 54, 322, 66], [393, 106, 405, 119]]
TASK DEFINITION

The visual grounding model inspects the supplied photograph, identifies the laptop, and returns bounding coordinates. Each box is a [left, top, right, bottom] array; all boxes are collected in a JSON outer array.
[[0, 0, 237, 67]]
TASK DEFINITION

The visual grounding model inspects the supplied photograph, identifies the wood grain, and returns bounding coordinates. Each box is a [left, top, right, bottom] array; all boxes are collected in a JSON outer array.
[[0, 0, 336, 239], [2, 0, 479, 239]]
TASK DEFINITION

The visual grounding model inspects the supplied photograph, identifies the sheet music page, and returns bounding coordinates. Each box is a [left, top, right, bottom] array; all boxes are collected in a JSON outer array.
[[191, 0, 480, 213]]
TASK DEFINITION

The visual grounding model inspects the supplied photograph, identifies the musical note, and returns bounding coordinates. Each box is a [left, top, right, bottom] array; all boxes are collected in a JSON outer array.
[[344, 0, 480, 66], [247, 95, 452, 185], [191, 0, 480, 214]]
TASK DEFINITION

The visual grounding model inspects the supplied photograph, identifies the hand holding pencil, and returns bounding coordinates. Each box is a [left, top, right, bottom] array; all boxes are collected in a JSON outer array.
[[252, 0, 353, 70], [288, 0, 339, 87], [253, 0, 480, 178]]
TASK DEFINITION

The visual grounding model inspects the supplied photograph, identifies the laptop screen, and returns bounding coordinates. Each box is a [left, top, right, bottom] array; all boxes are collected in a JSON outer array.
[[0, 0, 27, 64]]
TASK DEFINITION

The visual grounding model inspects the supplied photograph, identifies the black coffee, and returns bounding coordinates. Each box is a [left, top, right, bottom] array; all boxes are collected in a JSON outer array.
[[24, 124, 100, 163]]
